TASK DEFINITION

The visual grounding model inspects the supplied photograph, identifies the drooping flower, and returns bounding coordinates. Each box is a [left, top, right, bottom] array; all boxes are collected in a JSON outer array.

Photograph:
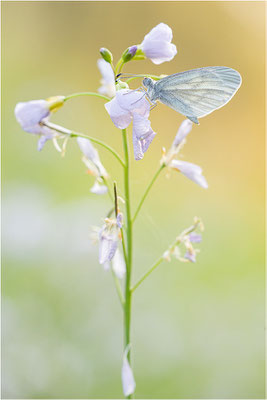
[[105, 89, 156, 160], [121, 345, 136, 397], [14, 96, 65, 150], [162, 119, 208, 189], [77, 137, 108, 194], [97, 59, 116, 98], [103, 248, 126, 279], [140, 23, 177, 65]]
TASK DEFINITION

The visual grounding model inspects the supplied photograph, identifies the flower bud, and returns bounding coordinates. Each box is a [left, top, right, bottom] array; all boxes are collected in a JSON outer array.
[[121, 45, 138, 63], [100, 47, 113, 64]]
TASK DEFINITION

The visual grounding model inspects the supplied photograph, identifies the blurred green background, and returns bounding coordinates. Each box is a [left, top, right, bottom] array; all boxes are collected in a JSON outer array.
[[2, 1, 265, 399]]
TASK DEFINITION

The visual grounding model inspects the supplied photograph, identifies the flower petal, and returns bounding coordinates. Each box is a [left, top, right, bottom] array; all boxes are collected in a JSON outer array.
[[116, 90, 150, 116], [15, 100, 50, 129], [77, 137, 108, 178], [97, 59, 116, 98], [90, 181, 108, 195], [112, 249, 126, 279], [184, 251, 196, 263], [121, 346, 136, 397], [170, 160, 208, 189], [99, 228, 118, 264], [105, 95, 132, 129], [37, 135, 50, 151], [189, 232, 202, 243], [116, 212, 123, 229], [141, 23, 177, 64], [143, 23, 173, 42], [172, 119, 193, 148], [132, 114, 156, 160]]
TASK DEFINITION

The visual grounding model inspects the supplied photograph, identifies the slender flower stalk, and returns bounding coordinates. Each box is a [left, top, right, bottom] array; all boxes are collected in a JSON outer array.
[[121, 128, 133, 399], [132, 164, 165, 223], [64, 92, 111, 102]]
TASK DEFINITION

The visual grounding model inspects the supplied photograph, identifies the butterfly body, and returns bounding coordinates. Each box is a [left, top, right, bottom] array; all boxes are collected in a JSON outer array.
[[142, 66, 242, 124]]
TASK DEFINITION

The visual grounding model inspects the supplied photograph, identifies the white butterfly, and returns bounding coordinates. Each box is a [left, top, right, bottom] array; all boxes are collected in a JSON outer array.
[[142, 66, 242, 124]]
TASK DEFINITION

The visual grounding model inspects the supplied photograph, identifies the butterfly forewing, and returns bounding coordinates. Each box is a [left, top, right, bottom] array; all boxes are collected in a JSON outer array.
[[154, 66, 241, 123]]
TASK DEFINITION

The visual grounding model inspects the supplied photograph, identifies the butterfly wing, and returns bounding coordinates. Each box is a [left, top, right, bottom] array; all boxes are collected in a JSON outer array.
[[154, 66, 242, 124]]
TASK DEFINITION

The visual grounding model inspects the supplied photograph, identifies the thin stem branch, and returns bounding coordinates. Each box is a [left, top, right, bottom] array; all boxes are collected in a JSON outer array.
[[42, 121, 125, 168], [64, 92, 111, 102], [115, 58, 124, 76], [131, 257, 164, 293], [132, 164, 165, 223]]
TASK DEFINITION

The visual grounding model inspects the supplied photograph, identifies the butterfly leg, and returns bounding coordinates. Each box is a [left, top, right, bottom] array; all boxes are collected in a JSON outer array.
[[149, 101, 157, 111]]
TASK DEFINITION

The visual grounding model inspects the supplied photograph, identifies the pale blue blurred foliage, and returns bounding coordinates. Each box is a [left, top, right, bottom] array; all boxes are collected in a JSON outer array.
[[2, 1, 265, 399]]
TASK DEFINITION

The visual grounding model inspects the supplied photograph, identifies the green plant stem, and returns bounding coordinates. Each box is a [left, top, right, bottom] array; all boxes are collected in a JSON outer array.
[[115, 58, 124, 76], [131, 256, 164, 292], [132, 164, 165, 223], [121, 128, 133, 399], [64, 92, 110, 102], [42, 121, 125, 167], [112, 269, 125, 306]]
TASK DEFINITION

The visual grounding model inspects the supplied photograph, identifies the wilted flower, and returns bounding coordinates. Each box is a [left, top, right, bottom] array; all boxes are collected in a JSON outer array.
[[97, 59, 116, 98], [189, 232, 202, 243], [105, 89, 156, 160], [14, 96, 65, 150], [103, 249, 126, 279], [140, 23, 177, 65], [121, 345, 136, 397], [180, 228, 202, 263], [163, 218, 203, 263], [99, 217, 121, 265]]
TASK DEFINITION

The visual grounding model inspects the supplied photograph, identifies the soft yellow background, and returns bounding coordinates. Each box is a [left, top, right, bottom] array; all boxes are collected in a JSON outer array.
[[2, 1, 265, 399]]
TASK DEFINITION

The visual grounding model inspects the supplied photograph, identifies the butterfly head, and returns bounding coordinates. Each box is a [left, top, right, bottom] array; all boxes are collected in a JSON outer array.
[[143, 77, 155, 100]]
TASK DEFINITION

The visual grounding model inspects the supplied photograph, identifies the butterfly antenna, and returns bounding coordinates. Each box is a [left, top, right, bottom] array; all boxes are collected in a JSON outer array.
[[116, 73, 148, 81]]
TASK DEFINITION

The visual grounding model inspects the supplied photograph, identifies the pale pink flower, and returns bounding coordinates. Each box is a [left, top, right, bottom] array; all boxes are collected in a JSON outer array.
[[141, 23, 177, 64], [105, 89, 156, 160]]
